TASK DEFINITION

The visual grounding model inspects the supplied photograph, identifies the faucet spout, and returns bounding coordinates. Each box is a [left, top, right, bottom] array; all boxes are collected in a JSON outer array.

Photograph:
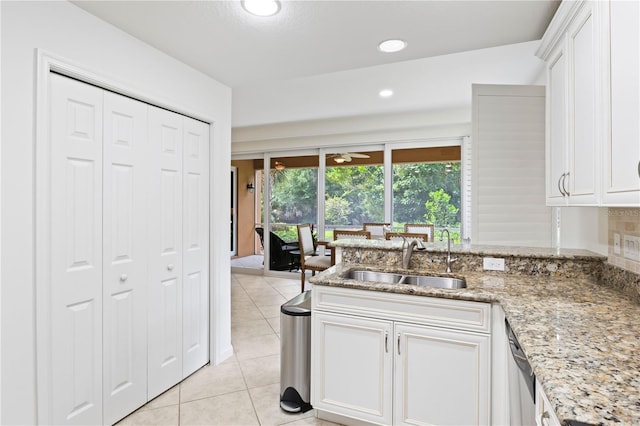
[[401, 237, 420, 269], [439, 229, 457, 273]]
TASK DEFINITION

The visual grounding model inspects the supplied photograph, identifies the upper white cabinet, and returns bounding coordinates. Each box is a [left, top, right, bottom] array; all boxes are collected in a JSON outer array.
[[602, 0, 640, 205], [539, 1, 600, 206], [538, 0, 640, 207]]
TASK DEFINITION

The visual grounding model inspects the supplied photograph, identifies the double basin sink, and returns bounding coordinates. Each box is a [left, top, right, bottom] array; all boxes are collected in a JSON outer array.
[[345, 270, 467, 289]]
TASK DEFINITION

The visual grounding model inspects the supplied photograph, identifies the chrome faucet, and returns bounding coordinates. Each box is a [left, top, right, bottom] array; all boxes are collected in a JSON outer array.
[[439, 229, 458, 273], [401, 237, 426, 269]]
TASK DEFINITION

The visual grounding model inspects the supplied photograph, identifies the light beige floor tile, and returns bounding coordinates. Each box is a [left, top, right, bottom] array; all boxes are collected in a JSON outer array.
[[180, 390, 260, 426], [266, 315, 281, 334], [263, 276, 299, 287], [249, 383, 314, 426], [233, 333, 281, 360], [277, 287, 303, 300], [280, 415, 343, 426], [253, 293, 288, 307], [180, 361, 246, 403], [258, 304, 283, 319], [239, 353, 280, 388], [116, 405, 179, 426], [245, 287, 282, 299], [232, 308, 265, 323], [138, 384, 179, 411], [232, 318, 275, 339]]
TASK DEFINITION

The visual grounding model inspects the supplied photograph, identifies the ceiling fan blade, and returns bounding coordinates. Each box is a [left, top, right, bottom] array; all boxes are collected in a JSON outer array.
[[342, 154, 352, 162], [348, 153, 370, 158]]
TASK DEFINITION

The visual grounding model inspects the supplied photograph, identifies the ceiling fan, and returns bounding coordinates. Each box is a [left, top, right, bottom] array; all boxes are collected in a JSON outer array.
[[329, 152, 370, 164]]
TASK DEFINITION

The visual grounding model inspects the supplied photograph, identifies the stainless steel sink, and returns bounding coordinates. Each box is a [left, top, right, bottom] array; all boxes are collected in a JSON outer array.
[[399, 275, 466, 289], [344, 270, 467, 289], [347, 270, 404, 283]]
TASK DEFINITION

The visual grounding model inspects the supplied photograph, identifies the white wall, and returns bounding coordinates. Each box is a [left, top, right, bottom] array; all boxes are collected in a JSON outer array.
[[232, 107, 471, 155], [0, 1, 232, 423]]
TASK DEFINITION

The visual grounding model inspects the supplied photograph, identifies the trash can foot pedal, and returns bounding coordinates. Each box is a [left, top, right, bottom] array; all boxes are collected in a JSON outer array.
[[280, 387, 312, 413]]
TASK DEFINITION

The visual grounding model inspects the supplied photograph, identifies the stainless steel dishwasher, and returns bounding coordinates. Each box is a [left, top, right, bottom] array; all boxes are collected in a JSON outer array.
[[506, 319, 536, 425]]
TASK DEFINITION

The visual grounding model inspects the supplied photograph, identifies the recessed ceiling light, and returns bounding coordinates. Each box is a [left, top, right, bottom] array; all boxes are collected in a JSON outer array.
[[378, 39, 407, 53], [242, 0, 281, 17], [379, 89, 394, 98]]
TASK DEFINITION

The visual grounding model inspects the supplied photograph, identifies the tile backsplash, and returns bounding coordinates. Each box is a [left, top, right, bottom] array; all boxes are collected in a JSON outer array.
[[608, 208, 640, 274]]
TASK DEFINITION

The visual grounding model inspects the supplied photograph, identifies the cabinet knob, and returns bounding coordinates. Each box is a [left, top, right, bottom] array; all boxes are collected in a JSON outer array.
[[167, 264, 174, 271], [119, 274, 128, 282]]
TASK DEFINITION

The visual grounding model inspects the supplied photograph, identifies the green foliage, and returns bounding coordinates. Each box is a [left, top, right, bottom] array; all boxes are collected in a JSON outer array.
[[424, 189, 459, 227], [392, 162, 461, 225], [268, 161, 461, 231], [325, 196, 352, 225]]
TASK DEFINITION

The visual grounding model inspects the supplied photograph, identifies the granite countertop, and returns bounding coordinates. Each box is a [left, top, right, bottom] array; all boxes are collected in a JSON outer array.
[[329, 238, 605, 260], [310, 263, 640, 426]]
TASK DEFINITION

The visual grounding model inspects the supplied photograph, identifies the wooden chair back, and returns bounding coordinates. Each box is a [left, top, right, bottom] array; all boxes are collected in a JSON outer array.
[[385, 232, 429, 242], [333, 229, 371, 240], [363, 222, 391, 238], [404, 224, 435, 241]]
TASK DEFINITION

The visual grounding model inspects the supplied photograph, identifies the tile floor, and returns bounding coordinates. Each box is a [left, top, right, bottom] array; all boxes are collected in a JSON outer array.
[[117, 273, 340, 426]]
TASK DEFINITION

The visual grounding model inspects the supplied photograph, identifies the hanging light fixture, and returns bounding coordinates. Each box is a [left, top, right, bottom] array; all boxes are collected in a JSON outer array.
[[274, 161, 286, 170]]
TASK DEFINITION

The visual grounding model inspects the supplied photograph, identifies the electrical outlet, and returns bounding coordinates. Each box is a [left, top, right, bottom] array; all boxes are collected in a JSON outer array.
[[623, 235, 640, 261], [483, 257, 505, 271], [614, 233, 621, 255]]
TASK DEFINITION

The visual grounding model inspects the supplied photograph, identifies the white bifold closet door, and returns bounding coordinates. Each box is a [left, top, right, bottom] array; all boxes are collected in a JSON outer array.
[[48, 73, 209, 425], [50, 73, 105, 426], [102, 91, 150, 425]]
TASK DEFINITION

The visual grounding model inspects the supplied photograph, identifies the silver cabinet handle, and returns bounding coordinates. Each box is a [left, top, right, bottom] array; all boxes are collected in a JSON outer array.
[[119, 274, 128, 282], [397, 335, 401, 355], [557, 174, 566, 196], [563, 172, 570, 196], [167, 264, 174, 271], [637, 160, 639, 178], [384, 332, 388, 353]]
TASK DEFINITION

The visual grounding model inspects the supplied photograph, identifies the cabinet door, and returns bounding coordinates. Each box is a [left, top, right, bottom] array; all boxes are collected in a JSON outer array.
[[603, 0, 640, 205], [147, 106, 184, 399], [312, 311, 393, 425], [546, 41, 569, 205], [102, 91, 149, 424], [394, 322, 490, 426], [568, 1, 599, 205], [182, 118, 210, 378], [49, 73, 104, 425]]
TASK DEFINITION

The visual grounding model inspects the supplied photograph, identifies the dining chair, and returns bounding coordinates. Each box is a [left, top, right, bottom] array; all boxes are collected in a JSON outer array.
[[385, 231, 430, 242], [297, 224, 332, 293], [363, 222, 391, 238], [404, 224, 435, 242], [333, 229, 372, 240]]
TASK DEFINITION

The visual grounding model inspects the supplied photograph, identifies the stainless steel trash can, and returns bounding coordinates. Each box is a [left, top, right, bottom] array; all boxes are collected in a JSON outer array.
[[280, 290, 312, 413]]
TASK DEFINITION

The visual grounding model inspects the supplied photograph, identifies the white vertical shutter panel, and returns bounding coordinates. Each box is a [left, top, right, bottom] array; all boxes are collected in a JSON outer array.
[[472, 85, 551, 246]]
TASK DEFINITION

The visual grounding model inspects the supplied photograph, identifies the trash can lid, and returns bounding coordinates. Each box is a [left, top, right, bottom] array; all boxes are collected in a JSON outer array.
[[281, 290, 311, 316]]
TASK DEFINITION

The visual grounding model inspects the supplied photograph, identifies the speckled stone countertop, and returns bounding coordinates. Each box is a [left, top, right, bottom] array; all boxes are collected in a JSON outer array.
[[310, 261, 640, 425]]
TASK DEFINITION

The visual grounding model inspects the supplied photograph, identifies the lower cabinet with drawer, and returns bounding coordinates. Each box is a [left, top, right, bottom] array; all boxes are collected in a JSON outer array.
[[311, 285, 491, 426]]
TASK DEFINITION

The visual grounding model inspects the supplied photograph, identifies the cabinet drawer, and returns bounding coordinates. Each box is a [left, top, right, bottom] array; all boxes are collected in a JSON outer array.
[[312, 285, 491, 334]]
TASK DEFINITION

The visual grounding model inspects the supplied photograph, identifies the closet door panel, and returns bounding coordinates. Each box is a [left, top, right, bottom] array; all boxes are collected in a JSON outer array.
[[148, 106, 184, 399], [102, 91, 149, 424], [50, 73, 104, 425], [182, 118, 210, 377]]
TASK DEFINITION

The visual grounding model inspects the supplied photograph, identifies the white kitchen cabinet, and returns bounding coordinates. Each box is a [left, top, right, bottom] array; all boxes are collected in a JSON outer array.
[[538, 0, 640, 207], [602, 0, 640, 205], [312, 285, 491, 426], [539, 0, 600, 206], [312, 311, 393, 425], [535, 379, 561, 426], [394, 322, 490, 426]]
